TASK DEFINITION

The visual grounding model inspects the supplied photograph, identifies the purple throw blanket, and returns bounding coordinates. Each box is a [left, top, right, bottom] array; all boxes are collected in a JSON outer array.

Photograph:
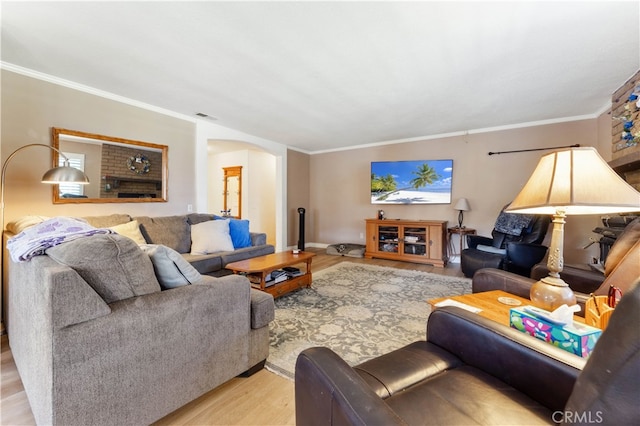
[[7, 217, 114, 262]]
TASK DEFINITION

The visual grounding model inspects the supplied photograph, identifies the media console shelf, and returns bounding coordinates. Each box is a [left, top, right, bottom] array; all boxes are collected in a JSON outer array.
[[364, 219, 448, 267]]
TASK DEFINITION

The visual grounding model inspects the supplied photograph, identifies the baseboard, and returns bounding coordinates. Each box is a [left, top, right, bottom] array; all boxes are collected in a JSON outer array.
[[286, 242, 329, 250]]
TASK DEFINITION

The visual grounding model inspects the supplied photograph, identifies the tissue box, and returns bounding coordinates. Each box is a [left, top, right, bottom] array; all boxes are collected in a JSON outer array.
[[509, 306, 602, 358]]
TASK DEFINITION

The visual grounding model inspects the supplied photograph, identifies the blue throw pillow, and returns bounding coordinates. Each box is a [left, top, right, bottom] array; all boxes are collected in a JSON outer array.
[[213, 216, 252, 248], [228, 219, 252, 249]]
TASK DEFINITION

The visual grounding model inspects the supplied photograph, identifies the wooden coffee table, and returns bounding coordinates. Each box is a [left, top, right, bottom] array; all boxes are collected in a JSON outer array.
[[428, 290, 585, 326], [226, 251, 315, 298]]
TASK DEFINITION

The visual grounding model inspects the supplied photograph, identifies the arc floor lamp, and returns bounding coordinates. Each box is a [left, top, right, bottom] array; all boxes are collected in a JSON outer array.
[[1, 143, 90, 331]]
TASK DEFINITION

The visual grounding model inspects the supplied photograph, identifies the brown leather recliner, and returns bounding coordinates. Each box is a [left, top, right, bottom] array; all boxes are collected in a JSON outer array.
[[473, 217, 640, 313], [529, 217, 640, 295], [295, 281, 640, 425]]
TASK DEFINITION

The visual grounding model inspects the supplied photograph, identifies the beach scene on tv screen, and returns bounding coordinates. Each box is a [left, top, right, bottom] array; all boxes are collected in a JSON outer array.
[[371, 160, 452, 204]]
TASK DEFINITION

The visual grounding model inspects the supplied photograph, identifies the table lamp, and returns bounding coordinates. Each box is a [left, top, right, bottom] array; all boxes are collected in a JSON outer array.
[[506, 147, 640, 311], [454, 198, 471, 228]]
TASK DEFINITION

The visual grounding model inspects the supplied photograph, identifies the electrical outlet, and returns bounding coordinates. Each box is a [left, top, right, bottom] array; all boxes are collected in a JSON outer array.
[[359, 233, 364, 239], [187, 204, 193, 212]]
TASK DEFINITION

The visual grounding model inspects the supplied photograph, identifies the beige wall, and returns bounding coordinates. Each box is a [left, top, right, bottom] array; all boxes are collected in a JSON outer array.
[[308, 119, 610, 264], [208, 149, 277, 245], [1, 70, 197, 224], [1, 68, 620, 264], [248, 150, 277, 245]]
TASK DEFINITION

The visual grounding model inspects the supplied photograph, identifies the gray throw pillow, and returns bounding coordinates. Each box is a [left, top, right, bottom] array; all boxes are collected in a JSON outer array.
[[46, 234, 161, 303], [140, 244, 202, 289], [135, 216, 191, 253]]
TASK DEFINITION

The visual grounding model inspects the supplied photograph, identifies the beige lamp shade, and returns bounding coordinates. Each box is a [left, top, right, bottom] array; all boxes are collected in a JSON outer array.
[[454, 198, 471, 212], [507, 147, 640, 215]]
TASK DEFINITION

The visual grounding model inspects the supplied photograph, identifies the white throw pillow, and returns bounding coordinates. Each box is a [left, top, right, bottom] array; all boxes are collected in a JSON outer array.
[[190, 219, 234, 254], [109, 220, 147, 245], [140, 244, 202, 289], [476, 244, 507, 255]]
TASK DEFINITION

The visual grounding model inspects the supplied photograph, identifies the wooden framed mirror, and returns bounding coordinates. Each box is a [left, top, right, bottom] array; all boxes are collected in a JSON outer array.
[[223, 166, 242, 218], [52, 128, 168, 203]]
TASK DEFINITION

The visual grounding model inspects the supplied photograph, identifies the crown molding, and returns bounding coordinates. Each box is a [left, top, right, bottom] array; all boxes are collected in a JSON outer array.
[[2, 62, 602, 156], [1, 62, 197, 123], [309, 114, 598, 155]]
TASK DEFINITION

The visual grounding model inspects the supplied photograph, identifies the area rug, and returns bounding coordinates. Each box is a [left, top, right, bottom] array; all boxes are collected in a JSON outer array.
[[266, 262, 471, 379]]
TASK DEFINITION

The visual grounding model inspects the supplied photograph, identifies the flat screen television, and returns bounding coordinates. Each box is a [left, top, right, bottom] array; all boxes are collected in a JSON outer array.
[[371, 159, 453, 205]]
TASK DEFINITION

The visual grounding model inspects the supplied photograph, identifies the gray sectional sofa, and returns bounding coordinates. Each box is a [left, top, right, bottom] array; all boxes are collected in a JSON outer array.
[[6, 214, 276, 425], [82, 213, 275, 276]]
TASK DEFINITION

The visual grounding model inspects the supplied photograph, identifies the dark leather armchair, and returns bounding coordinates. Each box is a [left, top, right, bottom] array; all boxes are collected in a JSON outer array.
[[460, 205, 550, 278], [295, 282, 640, 425]]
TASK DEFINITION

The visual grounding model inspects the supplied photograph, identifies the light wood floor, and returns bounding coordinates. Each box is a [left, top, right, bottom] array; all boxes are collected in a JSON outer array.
[[0, 248, 463, 425]]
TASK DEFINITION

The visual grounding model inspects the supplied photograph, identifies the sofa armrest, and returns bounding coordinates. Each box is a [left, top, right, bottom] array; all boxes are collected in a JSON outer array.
[[295, 347, 407, 426], [250, 232, 267, 246], [472, 268, 535, 299], [427, 306, 584, 412], [195, 275, 273, 329], [249, 288, 274, 329]]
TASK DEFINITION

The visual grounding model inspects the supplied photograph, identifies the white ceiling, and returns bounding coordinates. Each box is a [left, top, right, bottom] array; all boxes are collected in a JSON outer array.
[[2, 1, 639, 153]]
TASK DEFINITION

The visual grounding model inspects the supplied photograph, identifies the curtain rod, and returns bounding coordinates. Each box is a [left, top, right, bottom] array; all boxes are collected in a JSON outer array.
[[488, 144, 580, 156]]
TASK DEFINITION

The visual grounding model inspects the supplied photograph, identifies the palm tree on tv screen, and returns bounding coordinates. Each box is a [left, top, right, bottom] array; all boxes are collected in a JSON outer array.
[[372, 163, 440, 201], [371, 173, 397, 194], [410, 163, 439, 188]]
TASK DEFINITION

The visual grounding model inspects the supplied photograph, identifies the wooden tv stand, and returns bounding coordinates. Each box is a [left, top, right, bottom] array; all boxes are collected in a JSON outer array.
[[364, 219, 448, 267]]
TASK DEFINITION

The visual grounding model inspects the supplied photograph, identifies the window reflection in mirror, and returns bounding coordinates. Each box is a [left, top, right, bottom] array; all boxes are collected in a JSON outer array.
[[52, 128, 168, 203]]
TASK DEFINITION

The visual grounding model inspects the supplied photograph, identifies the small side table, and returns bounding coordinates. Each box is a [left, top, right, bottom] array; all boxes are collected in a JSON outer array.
[[447, 227, 476, 257]]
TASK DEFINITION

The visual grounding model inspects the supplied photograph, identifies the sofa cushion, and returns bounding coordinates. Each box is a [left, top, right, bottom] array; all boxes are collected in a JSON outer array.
[[182, 253, 224, 275], [5, 215, 50, 234], [82, 214, 132, 228], [220, 244, 275, 266], [187, 213, 216, 225], [136, 215, 191, 253], [140, 244, 202, 289], [46, 234, 161, 303], [109, 220, 147, 245], [191, 219, 235, 254]]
